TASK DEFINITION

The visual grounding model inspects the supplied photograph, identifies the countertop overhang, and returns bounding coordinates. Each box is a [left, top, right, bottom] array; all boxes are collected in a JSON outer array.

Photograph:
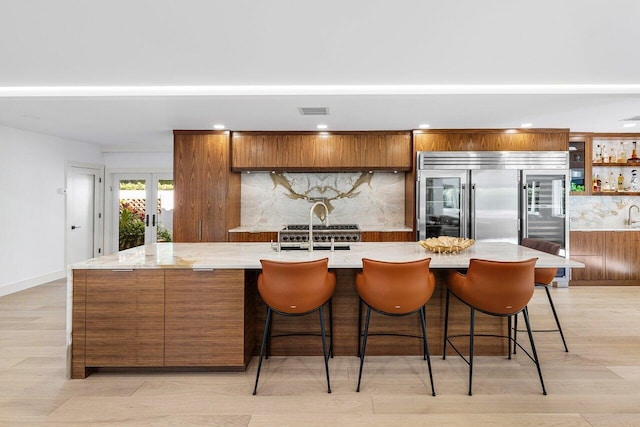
[[70, 242, 584, 270]]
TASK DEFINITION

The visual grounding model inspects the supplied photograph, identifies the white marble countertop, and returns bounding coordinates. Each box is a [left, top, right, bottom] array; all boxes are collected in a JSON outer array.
[[70, 242, 584, 270], [571, 226, 640, 231]]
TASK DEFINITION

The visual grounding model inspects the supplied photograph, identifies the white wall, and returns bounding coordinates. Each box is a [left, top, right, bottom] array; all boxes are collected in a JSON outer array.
[[103, 151, 172, 170], [0, 125, 103, 296]]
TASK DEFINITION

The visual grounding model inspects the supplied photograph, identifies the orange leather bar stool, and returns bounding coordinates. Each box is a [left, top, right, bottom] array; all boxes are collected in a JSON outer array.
[[443, 258, 546, 395], [253, 258, 336, 395], [513, 238, 569, 352], [355, 258, 436, 395]]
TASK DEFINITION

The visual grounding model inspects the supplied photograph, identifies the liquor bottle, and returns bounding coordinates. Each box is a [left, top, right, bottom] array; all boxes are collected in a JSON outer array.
[[618, 173, 624, 191], [618, 142, 627, 163], [632, 170, 639, 192], [593, 174, 601, 192], [631, 142, 639, 161], [609, 171, 615, 190], [595, 144, 602, 163], [609, 147, 615, 163]]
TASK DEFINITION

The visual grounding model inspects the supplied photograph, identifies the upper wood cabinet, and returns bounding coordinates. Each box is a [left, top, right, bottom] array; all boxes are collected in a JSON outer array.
[[230, 131, 412, 171], [173, 131, 240, 242], [413, 129, 569, 152]]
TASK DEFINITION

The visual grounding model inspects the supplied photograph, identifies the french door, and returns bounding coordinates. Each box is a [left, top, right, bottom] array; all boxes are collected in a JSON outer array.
[[113, 173, 173, 251]]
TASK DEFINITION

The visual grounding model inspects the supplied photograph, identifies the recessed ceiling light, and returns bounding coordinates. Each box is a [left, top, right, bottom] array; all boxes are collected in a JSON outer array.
[[623, 123, 636, 128], [521, 123, 533, 128], [418, 124, 430, 129], [317, 124, 328, 129], [213, 124, 225, 130]]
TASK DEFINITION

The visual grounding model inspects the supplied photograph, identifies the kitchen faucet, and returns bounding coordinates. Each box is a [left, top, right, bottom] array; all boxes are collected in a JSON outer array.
[[309, 201, 330, 252], [628, 204, 640, 226]]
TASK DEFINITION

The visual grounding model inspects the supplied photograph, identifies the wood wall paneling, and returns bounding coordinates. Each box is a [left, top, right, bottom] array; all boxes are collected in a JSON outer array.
[[84, 270, 165, 367], [173, 131, 240, 242], [173, 134, 202, 242]]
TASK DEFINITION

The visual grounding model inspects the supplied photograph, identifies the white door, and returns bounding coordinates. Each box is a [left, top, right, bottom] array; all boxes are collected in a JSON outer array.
[[113, 173, 173, 251], [66, 166, 103, 265]]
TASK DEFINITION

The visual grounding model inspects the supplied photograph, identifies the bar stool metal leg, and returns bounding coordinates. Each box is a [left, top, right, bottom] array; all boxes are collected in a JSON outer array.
[[443, 289, 451, 359], [468, 306, 475, 396], [544, 286, 569, 352], [253, 307, 273, 395], [319, 306, 331, 393], [356, 306, 372, 392], [328, 299, 334, 358], [419, 306, 436, 396], [523, 306, 547, 395]]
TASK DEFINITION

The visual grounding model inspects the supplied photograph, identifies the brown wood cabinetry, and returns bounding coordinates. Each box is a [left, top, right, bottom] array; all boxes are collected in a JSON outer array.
[[165, 269, 252, 367], [231, 131, 412, 171], [360, 231, 414, 242], [84, 270, 165, 367], [569, 231, 605, 283], [228, 232, 278, 242], [173, 131, 240, 242], [413, 129, 569, 152], [72, 268, 253, 378], [570, 230, 640, 285]]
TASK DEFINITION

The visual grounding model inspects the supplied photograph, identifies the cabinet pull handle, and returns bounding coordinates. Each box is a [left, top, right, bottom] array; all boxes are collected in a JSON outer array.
[[112, 269, 134, 272], [193, 268, 214, 272], [198, 220, 202, 241]]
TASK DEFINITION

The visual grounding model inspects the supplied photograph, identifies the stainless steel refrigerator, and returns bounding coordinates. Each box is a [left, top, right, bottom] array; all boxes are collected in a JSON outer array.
[[416, 151, 569, 249]]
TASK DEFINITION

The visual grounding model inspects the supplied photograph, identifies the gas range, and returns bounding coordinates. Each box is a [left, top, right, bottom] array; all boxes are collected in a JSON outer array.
[[278, 224, 361, 249]]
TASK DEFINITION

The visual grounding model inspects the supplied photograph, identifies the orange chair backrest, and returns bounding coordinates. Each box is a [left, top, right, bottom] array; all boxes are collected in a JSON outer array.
[[450, 258, 537, 315], [258, 258, 336, 314], [356, 258, 435, 314], [521, 238, 560, 285]]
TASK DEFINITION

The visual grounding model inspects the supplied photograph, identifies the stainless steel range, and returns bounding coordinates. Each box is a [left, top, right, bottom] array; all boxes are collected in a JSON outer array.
[[278, 224, 361, 250]]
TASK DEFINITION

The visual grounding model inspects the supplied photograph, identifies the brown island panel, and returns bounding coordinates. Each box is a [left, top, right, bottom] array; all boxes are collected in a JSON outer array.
[[71, 268, 505, 378]]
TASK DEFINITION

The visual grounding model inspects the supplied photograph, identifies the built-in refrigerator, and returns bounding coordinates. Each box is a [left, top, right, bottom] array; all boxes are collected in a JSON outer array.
[[416, 151, 569, 251]]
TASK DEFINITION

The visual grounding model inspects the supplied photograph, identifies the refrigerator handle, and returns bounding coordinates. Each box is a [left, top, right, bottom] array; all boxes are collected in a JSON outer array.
[[521, 182, 528, 238], [470, 183, 476, 239], [415, 179, 421, 239], [460, 183, 467, 239]]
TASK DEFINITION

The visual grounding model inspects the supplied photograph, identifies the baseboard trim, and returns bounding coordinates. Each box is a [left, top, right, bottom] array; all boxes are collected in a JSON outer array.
[[0, 270, 67, 297]]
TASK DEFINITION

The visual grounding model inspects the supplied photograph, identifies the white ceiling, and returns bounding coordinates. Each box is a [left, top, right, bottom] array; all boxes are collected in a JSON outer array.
[[2, 0, 640, 149]]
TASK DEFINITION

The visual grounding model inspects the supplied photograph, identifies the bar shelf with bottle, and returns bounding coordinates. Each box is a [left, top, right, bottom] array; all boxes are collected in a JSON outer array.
[[591, 137, 640, 194]]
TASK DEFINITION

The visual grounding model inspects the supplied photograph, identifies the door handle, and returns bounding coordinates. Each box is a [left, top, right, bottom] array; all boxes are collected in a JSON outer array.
[[146, 215, 149, 226], [70, 225, 81, 230], [152, 214, 156, 227]]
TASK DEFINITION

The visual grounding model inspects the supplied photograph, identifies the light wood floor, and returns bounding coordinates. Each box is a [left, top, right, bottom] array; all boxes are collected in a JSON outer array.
[[1, 279, 640, 426]]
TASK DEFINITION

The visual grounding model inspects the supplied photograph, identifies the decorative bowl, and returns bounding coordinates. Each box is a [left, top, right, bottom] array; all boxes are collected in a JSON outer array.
[[418, 236, 475, 254]]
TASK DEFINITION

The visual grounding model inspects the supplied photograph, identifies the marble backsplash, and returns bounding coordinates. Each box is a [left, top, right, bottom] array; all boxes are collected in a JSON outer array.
[[240, 172, 405, 228], [569, 195, 640, 229]]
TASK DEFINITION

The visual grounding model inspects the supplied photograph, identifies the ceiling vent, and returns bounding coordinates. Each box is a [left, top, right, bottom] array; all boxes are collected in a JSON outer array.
[[621, 115, 640, 121], [298, 107, 329, 116]]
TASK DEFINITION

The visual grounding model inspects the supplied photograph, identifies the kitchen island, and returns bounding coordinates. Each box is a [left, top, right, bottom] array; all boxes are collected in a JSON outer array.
[[68, 242, 583, 378]]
